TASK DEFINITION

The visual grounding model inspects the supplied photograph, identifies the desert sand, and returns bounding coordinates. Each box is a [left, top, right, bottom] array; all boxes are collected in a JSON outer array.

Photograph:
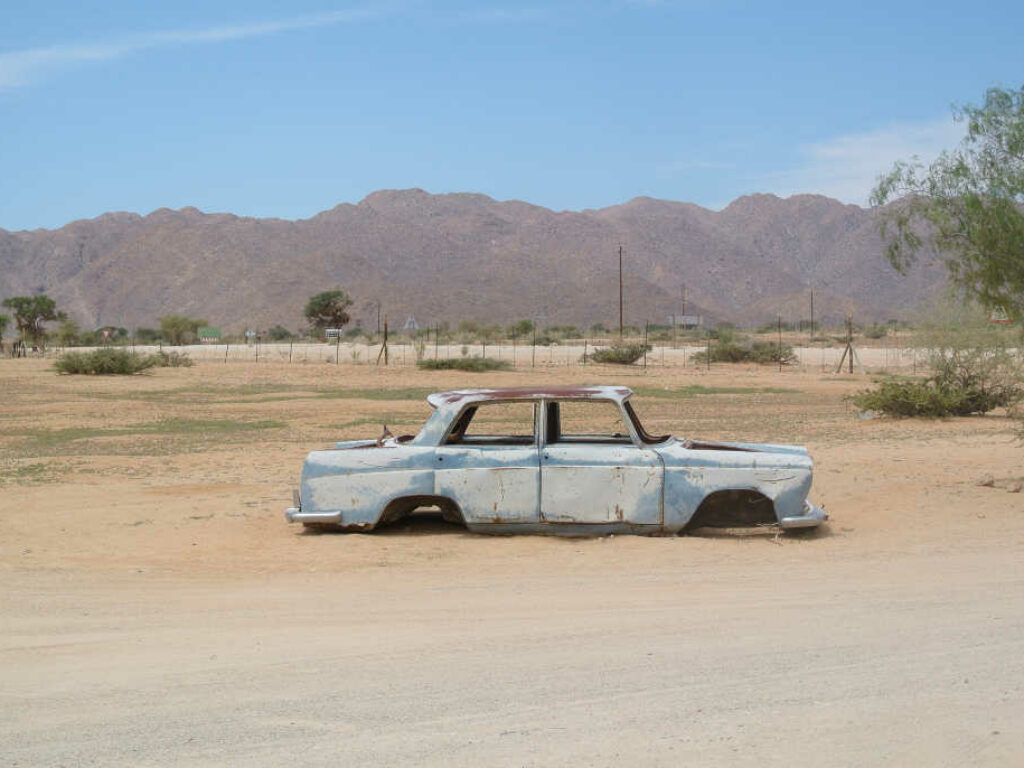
[[2, 357, 1022, 766]]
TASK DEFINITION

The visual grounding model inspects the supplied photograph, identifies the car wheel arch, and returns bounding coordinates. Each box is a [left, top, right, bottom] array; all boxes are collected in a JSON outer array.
[[683, 488, 777, 531], [379, 494, 466, 527]]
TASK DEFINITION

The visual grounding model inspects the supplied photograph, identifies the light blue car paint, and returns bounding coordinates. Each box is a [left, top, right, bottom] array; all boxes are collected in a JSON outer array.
[[285, 386, 827, 534]]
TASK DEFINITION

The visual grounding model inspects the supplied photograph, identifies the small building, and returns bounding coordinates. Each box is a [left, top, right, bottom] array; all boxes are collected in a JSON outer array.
[[198, 326, 222, 344]]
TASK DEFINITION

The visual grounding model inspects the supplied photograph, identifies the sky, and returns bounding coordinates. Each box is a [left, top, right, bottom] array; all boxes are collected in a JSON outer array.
[[1, 0, 1022, 231]]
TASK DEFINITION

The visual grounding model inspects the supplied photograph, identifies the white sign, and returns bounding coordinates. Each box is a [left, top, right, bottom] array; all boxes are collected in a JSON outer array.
[[668, 315, 703, 327]]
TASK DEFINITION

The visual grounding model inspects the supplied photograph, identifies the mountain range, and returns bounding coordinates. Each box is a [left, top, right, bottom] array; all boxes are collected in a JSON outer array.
[[0, 189, 947, 332]]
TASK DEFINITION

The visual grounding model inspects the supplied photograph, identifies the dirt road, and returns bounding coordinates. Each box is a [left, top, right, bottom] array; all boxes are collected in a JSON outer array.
[[2, 359, 1022, 766]]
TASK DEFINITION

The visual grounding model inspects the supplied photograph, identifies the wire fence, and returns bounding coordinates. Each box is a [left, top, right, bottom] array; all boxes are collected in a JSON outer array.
[[25, 336, 941, 373]]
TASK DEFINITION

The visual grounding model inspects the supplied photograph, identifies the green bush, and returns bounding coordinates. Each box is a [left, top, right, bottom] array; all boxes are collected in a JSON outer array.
[[862, 323, 889, 339], [153, 350, 194, 368], [588, 343, 651, 365], [54, 348, 195, 374], [417, 356, 511, 372], [267, 324, 295, 341], [851, 374, 1021, 417], [691, 341, 798, 365], [853, 299, 1024, 422], [54, 349, 157, 375]]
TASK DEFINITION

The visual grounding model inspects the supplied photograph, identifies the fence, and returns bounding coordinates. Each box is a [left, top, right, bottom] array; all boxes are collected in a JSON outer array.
[[31, 336, 940, 373]]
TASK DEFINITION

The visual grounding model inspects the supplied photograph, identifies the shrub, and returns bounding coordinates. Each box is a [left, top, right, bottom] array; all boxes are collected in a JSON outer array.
[[851, 374, 1022, 417], [267, 324, 295, 341], [153, 350, 194, 368], [134, 327, 162, 343], [417, 356, 511, 372], [691, 340, 798, 365], [854, 299, 1024, 419], [852, 302, 1024, 418], [862, 323, 889, 339], [588, 343, 650, 365], [54, 349, 157, 375], [747, 341, 799, 365]]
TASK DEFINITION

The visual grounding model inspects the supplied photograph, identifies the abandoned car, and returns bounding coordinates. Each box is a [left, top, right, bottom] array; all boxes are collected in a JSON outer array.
[[285, 386, 827, 535]]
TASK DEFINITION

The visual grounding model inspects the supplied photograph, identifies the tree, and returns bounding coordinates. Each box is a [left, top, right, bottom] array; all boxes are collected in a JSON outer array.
[[871, 85, 1024, 318], [507, 319, 534, 339], [1, 295, 66, 347], [134, 327, 163, 343], [0, 313, 9, 348], [158, 315, 208, 346], [303, 290, 353, 334], [267, 324, 295, 341], [56, 319, 82, 347]]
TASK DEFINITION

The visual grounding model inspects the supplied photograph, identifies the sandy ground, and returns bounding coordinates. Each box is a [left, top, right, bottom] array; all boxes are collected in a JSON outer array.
[[2, 358, 1023, 766]]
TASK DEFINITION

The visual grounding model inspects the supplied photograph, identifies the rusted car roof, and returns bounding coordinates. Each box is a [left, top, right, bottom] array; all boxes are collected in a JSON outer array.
[[426, 386, 632, 409]]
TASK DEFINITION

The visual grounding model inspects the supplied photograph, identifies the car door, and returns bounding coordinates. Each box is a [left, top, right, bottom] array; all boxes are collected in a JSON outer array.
[[539, 400, 664, 525], [433, 401, 541, 524]]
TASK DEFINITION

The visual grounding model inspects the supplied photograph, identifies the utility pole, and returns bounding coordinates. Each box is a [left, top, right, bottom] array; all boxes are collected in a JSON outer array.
[[681, 283, 686, 319], [376, 301, 381, 335], [809, 290, 815, 339], [618, 245, 624, 338], [777, 313, 783, 373]]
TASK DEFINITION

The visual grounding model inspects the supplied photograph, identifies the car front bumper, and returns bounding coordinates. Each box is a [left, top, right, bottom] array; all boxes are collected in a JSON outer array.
[[284, 507, 342, 524], [779, 501, 828, 529]]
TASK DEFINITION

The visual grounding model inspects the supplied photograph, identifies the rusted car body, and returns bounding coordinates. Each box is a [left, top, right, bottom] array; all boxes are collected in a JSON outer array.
[[285, 386, 827, 535]]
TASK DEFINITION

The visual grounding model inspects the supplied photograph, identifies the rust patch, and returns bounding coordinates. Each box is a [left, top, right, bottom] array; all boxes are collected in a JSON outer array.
[[435, 386, 630, 405]]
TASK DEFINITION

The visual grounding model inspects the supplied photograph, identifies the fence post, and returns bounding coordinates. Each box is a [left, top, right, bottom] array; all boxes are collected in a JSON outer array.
[[777, 313, 783, 373], [643, 322, 649, 369], [289, 342, 293, 363]]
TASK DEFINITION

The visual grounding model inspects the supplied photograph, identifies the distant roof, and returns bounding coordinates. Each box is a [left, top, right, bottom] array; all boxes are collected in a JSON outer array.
[[427, 386, 632, 409]]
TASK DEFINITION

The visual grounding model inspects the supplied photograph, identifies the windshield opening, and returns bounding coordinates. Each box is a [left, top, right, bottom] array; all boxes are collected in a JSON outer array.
[[624, 401, 671, 444]]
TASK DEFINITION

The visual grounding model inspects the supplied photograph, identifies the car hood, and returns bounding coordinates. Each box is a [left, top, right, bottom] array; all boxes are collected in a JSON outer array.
[[681, 438, 809, 456], [654, 437, 812, 469]]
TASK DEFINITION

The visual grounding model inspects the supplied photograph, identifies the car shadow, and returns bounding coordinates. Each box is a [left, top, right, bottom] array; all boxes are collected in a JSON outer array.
[[299, 511, 472, 537], [686, 521, 834, 540]]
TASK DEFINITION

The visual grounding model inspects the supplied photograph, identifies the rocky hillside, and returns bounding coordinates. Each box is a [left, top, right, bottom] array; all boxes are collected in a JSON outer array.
[[0, 189, 947, 332]]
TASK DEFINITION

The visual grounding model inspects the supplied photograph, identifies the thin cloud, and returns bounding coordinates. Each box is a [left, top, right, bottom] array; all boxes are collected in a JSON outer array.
[[459, 6, 554, 23], [0, 8, 380, 91], [761, 117, 965, 206]]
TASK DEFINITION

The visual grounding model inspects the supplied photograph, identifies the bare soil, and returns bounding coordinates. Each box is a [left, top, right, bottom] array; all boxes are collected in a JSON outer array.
[[2, 358, 1022, 766]]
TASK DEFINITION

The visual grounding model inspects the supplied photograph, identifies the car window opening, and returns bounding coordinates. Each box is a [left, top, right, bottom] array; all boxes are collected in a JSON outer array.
[[623, 401, 670, 444], [444, 402, 537, 446], [547, 400, 635, 445]]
